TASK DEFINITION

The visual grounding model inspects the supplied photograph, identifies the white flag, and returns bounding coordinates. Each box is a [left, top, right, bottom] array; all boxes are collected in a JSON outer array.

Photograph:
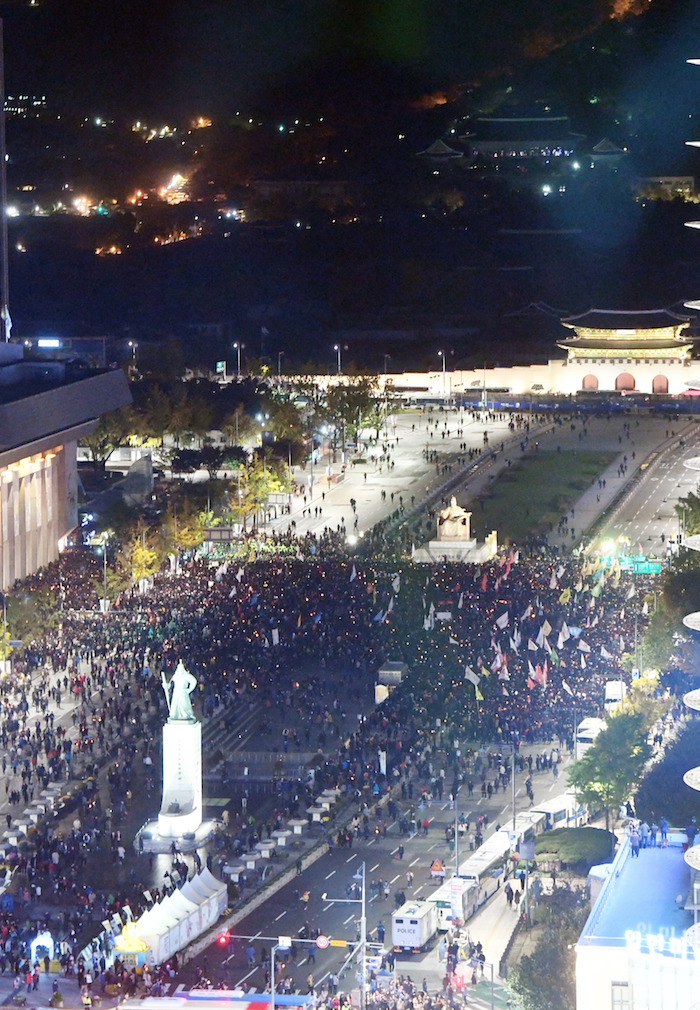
[[464, 666, 481, 686], [457, 592, 464, 610], [236, 567, 244, 582], [578, 640, 591, 653], [392, 574, 401, 593], [562, 680, 574, 697], [271, 628, 280, 646], [601, 645, 613, 660], [580, 654, 587, 669], [541, 619, 552, 637], [528, 639, 538, 652], [350, 565, 357, 582], [642, 600, 649, 616], [496, 611, 509, 629], [626, 585, 636, 600]]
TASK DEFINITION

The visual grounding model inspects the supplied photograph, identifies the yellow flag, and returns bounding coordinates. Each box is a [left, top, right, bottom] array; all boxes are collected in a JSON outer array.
[[481, 666, 491, 679], [559, 588, 571, 604], [475, 686, 484, 701]]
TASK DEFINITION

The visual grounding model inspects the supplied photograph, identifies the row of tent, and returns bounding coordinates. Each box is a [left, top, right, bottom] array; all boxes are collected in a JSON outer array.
[[119, 868, 228, 964]]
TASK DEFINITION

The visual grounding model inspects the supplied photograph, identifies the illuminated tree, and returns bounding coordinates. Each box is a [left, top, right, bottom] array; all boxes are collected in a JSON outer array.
[[119, 523, 161, 584], [80, 407, 134, 473]]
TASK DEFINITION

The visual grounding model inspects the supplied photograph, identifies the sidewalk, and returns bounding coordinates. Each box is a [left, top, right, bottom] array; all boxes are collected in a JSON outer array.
[[0, 969, 121, 1010]]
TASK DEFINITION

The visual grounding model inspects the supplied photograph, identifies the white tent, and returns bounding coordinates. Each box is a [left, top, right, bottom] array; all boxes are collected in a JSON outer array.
[[166, 888, 201, 943], [199, 867, 227, 916], [128, 870, 227, 963], [180, 877, 217, 930]]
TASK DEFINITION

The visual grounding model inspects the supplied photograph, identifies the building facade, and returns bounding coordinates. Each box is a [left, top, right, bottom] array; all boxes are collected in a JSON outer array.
[[0, 345, 130, 589]]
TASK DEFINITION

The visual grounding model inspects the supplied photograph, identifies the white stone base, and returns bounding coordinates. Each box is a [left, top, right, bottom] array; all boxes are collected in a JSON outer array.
[[135, 818, 217, 854], [413, 538, 495, 563], [159, 719, 203, 838]]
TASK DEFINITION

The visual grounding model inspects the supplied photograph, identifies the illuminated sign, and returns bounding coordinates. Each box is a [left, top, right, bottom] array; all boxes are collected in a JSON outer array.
[[625, 929, 696, 958]]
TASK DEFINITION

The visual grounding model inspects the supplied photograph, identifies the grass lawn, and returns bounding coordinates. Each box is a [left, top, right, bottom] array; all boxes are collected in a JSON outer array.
[[470, 449, 617, 543]]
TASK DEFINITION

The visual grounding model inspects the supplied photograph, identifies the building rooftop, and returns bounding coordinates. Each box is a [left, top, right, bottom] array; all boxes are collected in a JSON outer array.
[[579, 835, 693, 952], [562, 308, 690, 331]]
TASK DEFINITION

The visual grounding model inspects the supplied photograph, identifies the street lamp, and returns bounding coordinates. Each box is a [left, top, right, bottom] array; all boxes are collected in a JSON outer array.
[[128, 340, 138, 362], [383, 354, 391, 436], [322, 861, 367, 1010], [277, 350, 284, 385], [333, 343, 342, 375], [438, 350, 447, 401], [270, 937, 291, 1010], [233, 341, 244, 379]]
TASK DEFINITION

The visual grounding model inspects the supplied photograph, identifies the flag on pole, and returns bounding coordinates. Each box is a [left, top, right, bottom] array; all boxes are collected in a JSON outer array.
[[580, 654, 587, 670], [392, 574, 401, 593], [495, 611, 509, 629], [601, 645, 613, 659], [475, 685, 484, 701], [559, 588, 571, 605], [464, 666, 481, 686], [562, 680, 574, 697], [350, 565, 357, 582], [528, 639, 538, 652], [457, 592, 464, 610], [626, 585, 636, 600]]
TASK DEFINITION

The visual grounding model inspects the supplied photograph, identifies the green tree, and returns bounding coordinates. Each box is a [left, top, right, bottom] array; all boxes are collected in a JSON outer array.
[[636, 721, 700, 825], [221, 405, 259, 449], [568, 711, 652, 830], [80, 407, 134, 473], [508, 885, 589, 1010], [325, 376, 379, 443], [4, 589, 60, 650], [676, 490, 700, 535]]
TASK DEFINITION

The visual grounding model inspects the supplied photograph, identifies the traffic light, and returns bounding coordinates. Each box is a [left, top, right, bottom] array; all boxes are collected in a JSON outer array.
[[218, 930, 231, 946]]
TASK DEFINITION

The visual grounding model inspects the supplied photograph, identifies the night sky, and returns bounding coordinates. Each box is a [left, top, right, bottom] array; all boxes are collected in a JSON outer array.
[[2, 0, 690, 118]]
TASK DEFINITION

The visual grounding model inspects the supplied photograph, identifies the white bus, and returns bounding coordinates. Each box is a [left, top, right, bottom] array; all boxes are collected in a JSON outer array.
[[575, 716, 606, 758]]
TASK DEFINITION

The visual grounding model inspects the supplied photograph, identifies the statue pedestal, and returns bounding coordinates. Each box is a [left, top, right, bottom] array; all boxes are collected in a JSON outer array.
[[413, 531, 498, 564], [158, 719, 203, 838]]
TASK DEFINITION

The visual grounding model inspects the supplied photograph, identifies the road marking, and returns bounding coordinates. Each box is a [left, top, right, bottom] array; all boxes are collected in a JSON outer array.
[[390, 847, 399, 855], [323, 903, 334, 912], [274, 911, 287, 921], [370, 863, 380, 872], [252, 933, 261, 941], [344, 914, 355, 925], [415, 884, 424, 894], [390, 874, 399, 884], [325, 870, 336, 880], [297, 958, 307, 967], [346, 854, 357, 863], [409, 857, 420, 867], [367, 838, 375, 845], [234, 968, 257, 985]]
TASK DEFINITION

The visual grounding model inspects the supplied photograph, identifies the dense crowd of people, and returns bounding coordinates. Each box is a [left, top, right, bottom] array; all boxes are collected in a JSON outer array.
[[0, 446, 662, 1001]]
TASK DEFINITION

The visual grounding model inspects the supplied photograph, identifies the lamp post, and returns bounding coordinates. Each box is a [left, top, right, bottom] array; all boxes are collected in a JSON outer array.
[[233, 342, 244, 379], [383, 354, 390, 437], [322, 861, 367, 1010], [334, 343, 342, 375], [438, 350, 447, 401], [128, 340, 138, 362], [277, 351, 284, 386], [270, 937, 292, 1010]]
